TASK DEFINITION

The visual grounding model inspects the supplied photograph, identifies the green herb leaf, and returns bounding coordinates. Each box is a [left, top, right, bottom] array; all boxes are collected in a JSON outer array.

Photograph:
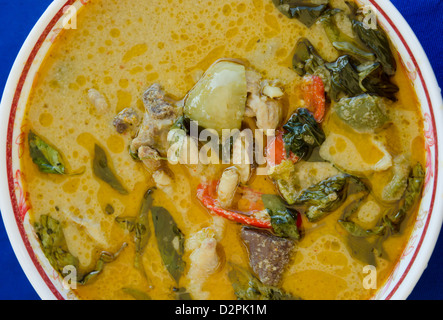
[[134, 189, 155, 272], [352, 20, 397, 76], [294, 174, 349, 222], [262, 194, 300, 240], [228, 263, 301, 300], [282, 108, 326, 160], [152, 206, 185, 284], [93, 144, 128, 194], [28, 130, 65, 174], [272, 0, 330, 27]]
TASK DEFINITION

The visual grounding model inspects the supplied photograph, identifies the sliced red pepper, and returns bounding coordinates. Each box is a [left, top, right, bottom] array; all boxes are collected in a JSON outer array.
[[266, 131, 299, 167], [196, 181, 272, 229], [302, 75, 326, 123]]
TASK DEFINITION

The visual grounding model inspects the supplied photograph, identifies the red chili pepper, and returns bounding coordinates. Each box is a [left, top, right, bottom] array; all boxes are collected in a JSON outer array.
[[266, 131, 299, 167], [302, 75, 326, 123], [196, 181, 272, 229]]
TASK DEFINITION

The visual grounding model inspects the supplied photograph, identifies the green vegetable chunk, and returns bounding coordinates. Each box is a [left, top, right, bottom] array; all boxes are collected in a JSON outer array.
[[93, 144, 128, 195], [28, 130, 65, 174], [382, 155, 411, 202], [282, 108, 326, 161], [334, 94, 389, 133], [184, 60, 247, 135], [228, 263, 300, 300], [262, 194, 300, 240], [152, 206, 185, 284]]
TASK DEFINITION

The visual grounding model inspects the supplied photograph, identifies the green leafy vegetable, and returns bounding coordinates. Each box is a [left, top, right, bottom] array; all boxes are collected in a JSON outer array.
[[384, 162, 424, 231], [28, 130, 65, 174], [228, 263, 300, 300], [272, 0, 329, 27], [334, 94, 389, 133], [134, 189, 155, 273], [35, 215, 126, 285], [294, 174, 354, 222], [292, 38, 327, 78], [152, 206, 185, 284], [282, 108, 326, 160], [352, 20, 397, 76], [93, 144, 128, 195], [34, 214, 79, 275], [262, 194, 300, 240], [325, 55, 363, 101], [319, 9, 375, 61]]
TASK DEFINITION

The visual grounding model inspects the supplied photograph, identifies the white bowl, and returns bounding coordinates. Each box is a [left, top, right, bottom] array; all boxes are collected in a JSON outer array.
[[0, 0, 442, 300]]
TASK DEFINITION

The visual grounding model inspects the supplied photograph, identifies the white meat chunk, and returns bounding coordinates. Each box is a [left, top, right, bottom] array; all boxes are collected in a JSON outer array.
[[88, 88, 109, 114], [217, 167, 240, 208], [245, 71, 282, 134], [185, 218, 225, 300]]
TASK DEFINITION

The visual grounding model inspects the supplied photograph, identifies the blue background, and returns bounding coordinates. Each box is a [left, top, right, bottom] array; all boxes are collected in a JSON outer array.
[[0, 0, 442, 300]]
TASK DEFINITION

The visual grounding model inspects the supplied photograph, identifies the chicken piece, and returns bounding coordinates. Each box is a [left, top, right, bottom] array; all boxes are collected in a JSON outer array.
[[232, 130, 253, 184], [217, 167, 240, 208], [138, 145, 162, 172], [241, 226, 294, 286], [112, 107, 140, 135], [152, 169, 174, 196], [185, 219, 225, 300], [88, 88, 109, 114], [130, 83, 181, 157], [245, 71, 283, 134]]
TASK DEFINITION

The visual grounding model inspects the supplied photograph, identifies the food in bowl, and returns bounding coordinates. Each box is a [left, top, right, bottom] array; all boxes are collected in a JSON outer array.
[[20, 0, 426, 300]]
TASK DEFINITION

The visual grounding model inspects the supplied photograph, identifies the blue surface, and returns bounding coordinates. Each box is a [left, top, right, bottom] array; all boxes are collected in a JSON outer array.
[[0, 0, 441, 300]]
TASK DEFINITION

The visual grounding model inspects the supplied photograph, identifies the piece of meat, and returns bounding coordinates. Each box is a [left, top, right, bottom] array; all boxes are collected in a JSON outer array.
[[217, 167, 240, 208], [130, 83, 181, 157], [138, 145, 162, 171], [185, 225, 223, 300], [241, 226, 294, 286], [112, 107, 140, 135], [88, 88, 109, 113], [245, 71, 282, 134], [142, 83, 177, 120]]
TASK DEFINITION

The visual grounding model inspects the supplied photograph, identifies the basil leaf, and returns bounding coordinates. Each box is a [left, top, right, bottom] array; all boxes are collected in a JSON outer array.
[[385, 162, 424, 231], [294, 174, 349, 222], [272, 0, 329, 27], [262, 194, 300, 240], [78, 243, 127, 285], [228, 263, 300, 300], [134, 189, 155, 272], [34, 215, 79, 275], [152, 206, 185, 284], [28, 130, 65, 174], [93, 144, 128, 194], [282, 108, 326, 160], [35, 215, 125, 285], [352, 20, 397, 76]]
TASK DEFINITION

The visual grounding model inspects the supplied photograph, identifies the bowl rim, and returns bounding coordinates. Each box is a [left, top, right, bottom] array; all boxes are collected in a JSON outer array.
[[0, 0, 442, 300]]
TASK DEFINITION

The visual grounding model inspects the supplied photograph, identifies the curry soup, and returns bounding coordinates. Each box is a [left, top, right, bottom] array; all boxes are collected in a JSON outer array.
[[21, 0, 425, 300]]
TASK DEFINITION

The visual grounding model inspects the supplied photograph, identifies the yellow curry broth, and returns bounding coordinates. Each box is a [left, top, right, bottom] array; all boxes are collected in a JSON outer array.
[[21, 0, 425, 300]]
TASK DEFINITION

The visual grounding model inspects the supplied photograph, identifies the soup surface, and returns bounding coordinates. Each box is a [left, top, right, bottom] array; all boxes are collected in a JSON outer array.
[[22, 0, 425, 300]]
